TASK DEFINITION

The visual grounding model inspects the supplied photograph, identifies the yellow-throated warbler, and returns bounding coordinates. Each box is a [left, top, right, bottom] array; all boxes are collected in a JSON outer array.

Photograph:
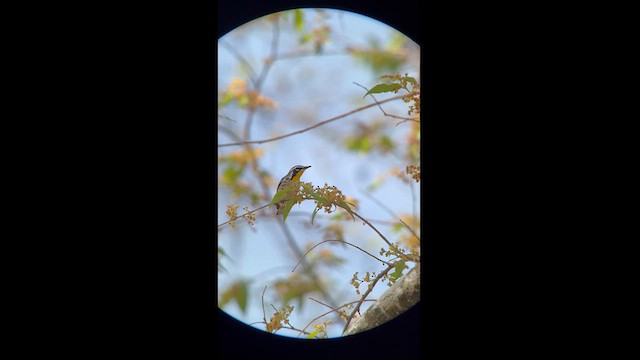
[[275, 165, 311, 215]]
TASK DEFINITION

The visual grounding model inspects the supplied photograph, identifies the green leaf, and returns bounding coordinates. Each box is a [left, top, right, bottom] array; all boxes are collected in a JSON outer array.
[[363, 83, 402, 98], [336, 199, 355, 221], [307, 329, 320, 339], [236, 281, 248, 313], [238, 94, 249, 107], [294, 9, 304, 32], [346, 136, 372, 153], [390, 260, 405, 280], [223, 166, 242, 184], [219, 281, 248, 312], [302, 185, 318, 199], [300, 33, 312, 44], [379, 135, 394, 151], [218, 247, 228, 272], [282, 198, 296, 222], [219, 93, 234, 107], [270, 187, 291, 206], [402, 76, 417, 87], [311, 207, 320, 225], [387, 32, 407, 51]]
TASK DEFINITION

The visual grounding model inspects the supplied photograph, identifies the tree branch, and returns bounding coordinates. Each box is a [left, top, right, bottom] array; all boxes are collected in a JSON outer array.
[[291, 239, 391, 273], [297, 299, 377, 338], [343, 265, 420, 336], [342, 263, 395, 334], [218, 204, 269, 228], [350, 210, 393, 248], [353, 82, 420, 123], [360, 189, 420, 241], [218, 93, 414, 147]]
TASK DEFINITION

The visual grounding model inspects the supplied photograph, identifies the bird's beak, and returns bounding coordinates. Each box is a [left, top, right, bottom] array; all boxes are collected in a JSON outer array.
[[305, 166, 311, 169]]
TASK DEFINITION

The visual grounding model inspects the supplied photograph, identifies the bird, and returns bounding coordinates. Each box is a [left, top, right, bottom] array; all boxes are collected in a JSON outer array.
[[275, 165, 311, 215]]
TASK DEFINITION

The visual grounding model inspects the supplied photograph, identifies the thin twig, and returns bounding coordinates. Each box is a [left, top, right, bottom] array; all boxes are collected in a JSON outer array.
[[219, 40, 258, 87], [250, 320, 311, 336], [353, 82, 420, 123], [297, 299, 377, 338], [350, 210, 393, 248], [398, 217, 420, 241], [276, 325, 312, 336], [218, 114, 237, 122], [261, 285, 268, 326], [308, 297, 338, 311], [218, 125, 242, 143], [291, 239, 391, 273], [360, 189, 420, 241], [284, 210, 400, 225], [218, 93, 413, 147], [218, 204, 269, 228], [342, 263, 395, 334], [274, 49, 348, 60], [395, 118, 419, 126]]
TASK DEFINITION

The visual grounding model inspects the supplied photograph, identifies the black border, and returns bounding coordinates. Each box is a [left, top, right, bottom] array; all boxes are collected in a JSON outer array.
[[26, 0, 587, 356]]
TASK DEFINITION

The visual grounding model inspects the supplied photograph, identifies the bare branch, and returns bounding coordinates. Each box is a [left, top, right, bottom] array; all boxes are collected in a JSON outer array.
[[218, 93, 413, 147], [277, 325, 312, 336], [398, 217, 420, 241], [350, 210, 393, 248], [297, 299, 377, 338], [275, 49, 349, 61], [395, 118, 419, 126], [360, 189, 420, 241], [218, 204, 269, 228], [342, 264, 395, 334], [353, 82, 420, 123], [218, 114, 237, 122], [343, 265, 420, 336], [219, 40, 258, 87], [308, 297, 337, 312], [261, 285, 268, 326], [291, 239, 391, 273]]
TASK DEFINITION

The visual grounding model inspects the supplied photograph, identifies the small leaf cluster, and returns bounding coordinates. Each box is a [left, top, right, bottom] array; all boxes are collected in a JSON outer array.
[[219, 77, 278, 110], [266, 304, 294, 333], [225, 204, 239, 229], [406, 164, 420, 182], [349, 47, 407, 74], [307, 319, 331, 339], [219, 148, 265, 203], [270, 181, 309, 221], [382, 73, 420, 116], [344, 121, 395, 154], [242, 206, 256, 226], [302, 182, 356, 224], [290, 9, 332, 53], [350, 271, 377, 296], [364, 73, 420, 116], [406, 120, 420, 163], [273, 274, 320, 308]]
